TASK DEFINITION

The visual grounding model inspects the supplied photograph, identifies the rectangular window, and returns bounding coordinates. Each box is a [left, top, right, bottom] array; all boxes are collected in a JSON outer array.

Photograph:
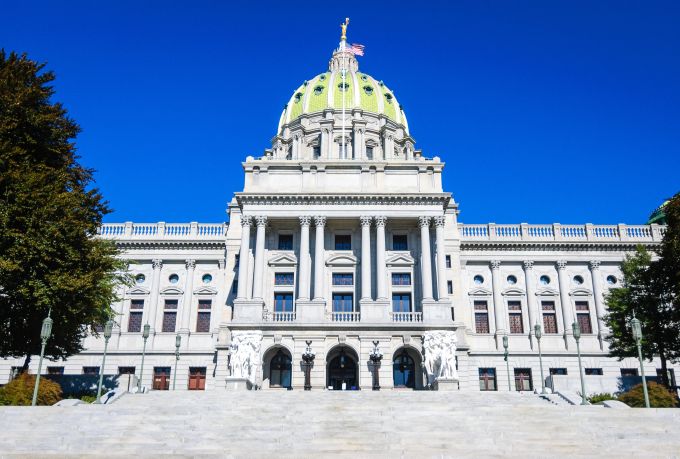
[[188, 367, 207, 390], [275, 272, 295, 285], [514, 368, 533, 391], [196, 300, 212, 333], [474, 301, 490, 334], [447, 281, 453, 294], [549, 368, 568, 375], [392, 234, 408, 250], [392, 294, 412, 313], [164, 299, 178, 309], [118, 366, 136, 375], [128, 311, 143, 333], [47, 366, 64, 375], [621, 368, 638, 377], [274, 293, 294, 312], [130, 299, 144, 309], [508, 300, 523, 334], [366, 146, 373, 160], [332, 293, 354, 313], [334, 234, 351, 250], [479, 368, 497, 391], [575, 301, 592, 334], [541, 301, 558, 334], [585, 368, 603, 375], [391, 273, 411, 286], [153, 367, 171, 390], [82, 366, 100, 375], [445, 255, 451, 268], [162, 311, 176, 332], [332, 273, 354, 286], [278, 234, 293, 250]]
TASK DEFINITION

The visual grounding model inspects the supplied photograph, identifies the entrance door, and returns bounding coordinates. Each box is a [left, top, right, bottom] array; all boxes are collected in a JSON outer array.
[[188, 367, 206, 390], [327, 349, 358, 390], [153, 367, 171, 390], [393, 350, 416, 389]]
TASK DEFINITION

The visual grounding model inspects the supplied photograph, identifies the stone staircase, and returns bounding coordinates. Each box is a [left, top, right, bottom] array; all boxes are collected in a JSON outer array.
[[1, 390, 679, 457]]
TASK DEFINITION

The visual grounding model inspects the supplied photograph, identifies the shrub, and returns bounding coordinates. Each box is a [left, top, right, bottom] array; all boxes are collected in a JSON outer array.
[[0, 372, 63, 406], [588, 392, 617, 404], [618, 382, 678, 408]]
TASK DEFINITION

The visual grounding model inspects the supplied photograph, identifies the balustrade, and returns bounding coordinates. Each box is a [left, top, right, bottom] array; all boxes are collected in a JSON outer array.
[[98, 222, 224, 240], [459, 223, 662, 243], [389, 311, 423, 323], [329, 311, 361, 322]]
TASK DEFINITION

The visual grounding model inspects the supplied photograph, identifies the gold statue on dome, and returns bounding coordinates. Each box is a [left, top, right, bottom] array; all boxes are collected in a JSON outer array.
[[340, 17, 349, 41]]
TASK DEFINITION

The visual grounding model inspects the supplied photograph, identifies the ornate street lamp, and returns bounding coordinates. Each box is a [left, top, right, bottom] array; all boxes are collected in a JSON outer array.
[[534, 323, 547, 394], [631, 317, 650, 408], [301, 340, 315, 391], [31, 310, 53, 406], [96, 320, 114, 404], [572, 321, 588, 405], [173, 333, 181, 390], [369, 340, 383, 391], [137, 323, 150, 393], [502, 334, 511, 391]]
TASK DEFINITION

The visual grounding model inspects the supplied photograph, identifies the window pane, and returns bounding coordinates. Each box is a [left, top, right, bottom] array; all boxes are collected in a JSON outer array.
[[543, 314, 558, 334], [577, 313, 592, 334], [332, 294, 353, 312], [585, 368, 603, 375], [130, 299, 144, 310], [391, 273, 411, 286], [332, 273, 353, 285], [196, 311, 211, 332], [334, 235, 351, 250], [509, 314, 523, 334], [198, 300, 212, 310], [128, 311, 143, 332], [274, 293, 294, 312], [162, 312, 176, 332], [392, 294, 411, 313], [474, 301, 488, 311], [275, 272, 295, 285], [393, 235, 408, 250], [475, 313, 489, 333], [514, 368, 533, 391], [445, 255, 451, 268], [164, 299, 178, 309], [82, 366, 99, 375], [278, 234, 293, 250]]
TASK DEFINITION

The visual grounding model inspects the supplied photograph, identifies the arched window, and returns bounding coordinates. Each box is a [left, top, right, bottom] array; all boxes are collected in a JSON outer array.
[[269, 349, 292, 388], [393, 350, 415, 388]]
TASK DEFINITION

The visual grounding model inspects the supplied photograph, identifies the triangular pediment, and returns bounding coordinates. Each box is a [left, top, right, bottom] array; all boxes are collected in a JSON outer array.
[[468, 287, 492, 296], [194, 286, 218, 295], [502, 287, 526, 296], [160, 286, 184, 295], [126, 286, 150, 296], [535, 287, 560, 297], [268, 253, 297, 266], [386, 253, 415, 266], [326, 253, 358, 266], [569, 288, 593, 297]]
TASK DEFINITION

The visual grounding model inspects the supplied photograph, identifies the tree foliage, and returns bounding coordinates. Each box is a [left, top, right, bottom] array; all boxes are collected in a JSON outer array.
[[618, 382, 678, 408], [0, 373, 63, 406], [0, 50, 129, 368], [604, 193, 680, 387]]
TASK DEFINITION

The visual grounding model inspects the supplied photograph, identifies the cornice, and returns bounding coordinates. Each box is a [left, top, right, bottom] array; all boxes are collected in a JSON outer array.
[[235, 193, 452, 208]]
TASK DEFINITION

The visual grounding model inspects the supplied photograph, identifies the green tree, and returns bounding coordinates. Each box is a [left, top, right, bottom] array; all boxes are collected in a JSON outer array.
[[604, 193, 680, 388], [0, 50, 129, 371]]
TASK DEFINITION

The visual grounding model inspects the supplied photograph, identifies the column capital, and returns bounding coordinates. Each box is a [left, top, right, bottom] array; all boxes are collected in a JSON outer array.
[[360, 215, 373, 227], [185, 259, 196, 270], [556, 260, 568, 270], [490, 260, 501, 270], [418, 216, 431, 228], [255, 215, 268, 227], [299, 216, 312, 226], [374, 216, 387, 227], [433, 216, 446, 227], [589, 260, 601, 271], [241, 215, 253, 227], [152, 259, 163, 270], [314, 216, 326, 227], [522, 260, 534, 271]]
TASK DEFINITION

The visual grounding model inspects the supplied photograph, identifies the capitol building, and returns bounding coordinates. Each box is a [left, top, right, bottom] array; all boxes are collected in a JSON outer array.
[[2, 31, 676, 395]]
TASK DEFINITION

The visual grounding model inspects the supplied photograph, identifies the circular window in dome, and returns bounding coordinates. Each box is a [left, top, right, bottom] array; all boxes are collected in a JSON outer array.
[[507, 275, 517, 285], [294, 92, 303, 102], [338, 82, 349, 91], [361, 74, 368, 81], [135, 274, 145, 284], [384, 93, 393, 103], [313, 85, 324, 96], [169, 274, 179, 284], [473, 275, 484, 285], [606, 275, 618, 285], [319, 74, 326, 81], [202, 274, 213, 284], [574, 275, 584, 285], [540, 275, 551, 285], [363, 85, 373, 95]]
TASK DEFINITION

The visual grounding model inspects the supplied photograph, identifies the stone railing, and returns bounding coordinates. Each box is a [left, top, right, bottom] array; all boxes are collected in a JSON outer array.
[[329, 311, 361, 322], [98, 222, 226, 240], [263, 311, 296, 322], [459, 223, 665, 243], [390, 312, 423, 323]]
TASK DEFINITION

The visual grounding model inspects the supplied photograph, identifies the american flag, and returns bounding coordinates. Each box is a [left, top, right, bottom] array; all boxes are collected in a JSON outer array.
[[349, 43, 365, 56]]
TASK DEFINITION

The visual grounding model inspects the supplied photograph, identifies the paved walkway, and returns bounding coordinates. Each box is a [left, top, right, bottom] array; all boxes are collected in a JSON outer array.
[[1, 391, 679, 458]]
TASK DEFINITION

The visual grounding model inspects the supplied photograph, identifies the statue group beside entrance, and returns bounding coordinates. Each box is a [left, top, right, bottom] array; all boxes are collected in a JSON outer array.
[[422, 330, 459, 389]]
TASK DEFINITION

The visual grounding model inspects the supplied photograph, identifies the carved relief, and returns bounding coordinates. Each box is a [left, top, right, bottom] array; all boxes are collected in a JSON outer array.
[[522, 260, 534, 271], [299, 216, 312, 226], [374, 216, 387, 227], [314, 216, 327, 227], [422, 330, 458, 386], [228, 331, 263, 384], [152, 259, 163, 270], [255, 216, 268, 227], [360, 215, 373, 227], [418, 216, 431, 228], [241, 215, 253, 227], [589, 260, 601, 271], [490, 260, 501, 270], [185, 259, 196, 270], [433, 216, 446, 227], [556, 260, 568, 270]]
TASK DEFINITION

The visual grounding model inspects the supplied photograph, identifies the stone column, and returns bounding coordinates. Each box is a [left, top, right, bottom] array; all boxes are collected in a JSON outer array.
[[490, 260, 506, 334], [360, 216, 372, 300], [252, 216, 268, 300], [313, 216, 326, 300], [589, 260, 606, 345], [375, 216, 388, 299], [179, 259, 196, 332], [298, 216, 311, 300], [236, 216, 252, 300], [522, 260, 537, 334], [419, 216, 433, 301], [556, 260, 574, 346], [148, 259, 163, 332], [434, 216, 448, 300]]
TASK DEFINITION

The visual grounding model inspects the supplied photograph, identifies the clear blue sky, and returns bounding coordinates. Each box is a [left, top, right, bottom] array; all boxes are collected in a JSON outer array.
[[3, 1, 679, 224]]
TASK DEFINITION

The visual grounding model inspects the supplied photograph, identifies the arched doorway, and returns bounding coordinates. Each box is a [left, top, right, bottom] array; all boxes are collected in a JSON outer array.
[[392, 347, 423, 390], [326, 346, 359, 390], [262, 347, 292, 389]]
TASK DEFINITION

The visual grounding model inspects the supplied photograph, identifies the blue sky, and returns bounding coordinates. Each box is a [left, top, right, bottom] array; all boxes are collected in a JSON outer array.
[[3, 1, 679, 224]]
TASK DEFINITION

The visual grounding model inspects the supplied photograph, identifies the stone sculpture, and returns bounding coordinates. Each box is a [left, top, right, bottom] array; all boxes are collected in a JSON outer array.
[[228, 331, 263, 384], [422, 330, 458, 387]]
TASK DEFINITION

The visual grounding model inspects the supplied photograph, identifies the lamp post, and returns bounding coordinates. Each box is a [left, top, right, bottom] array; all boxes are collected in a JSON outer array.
[[572, 321, 588, 405], [137, 323, 150, 393], [96, 320, 114, 404], [301, 340, 315, 391], [534, 323, 547, 394], [369, 340, 383, 391], [631, 317, 650, 408], [31, 310, 53, 406], [173, 333, 181, 390], [502, 334, 512, 391]]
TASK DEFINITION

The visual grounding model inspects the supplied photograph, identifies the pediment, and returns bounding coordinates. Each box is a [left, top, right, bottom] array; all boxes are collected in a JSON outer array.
[[160, 286, 184, 295], [126, 286, 150, 296], [326, 253, 358, 266], [569, 288, 593, 297], [386, 253, 415, 266], [268, 253, 297, 267], [535, 287, 560, 297], [501, 287, 526, 296], [194, 286, 218, 295], [468, 287, 492, 296]]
